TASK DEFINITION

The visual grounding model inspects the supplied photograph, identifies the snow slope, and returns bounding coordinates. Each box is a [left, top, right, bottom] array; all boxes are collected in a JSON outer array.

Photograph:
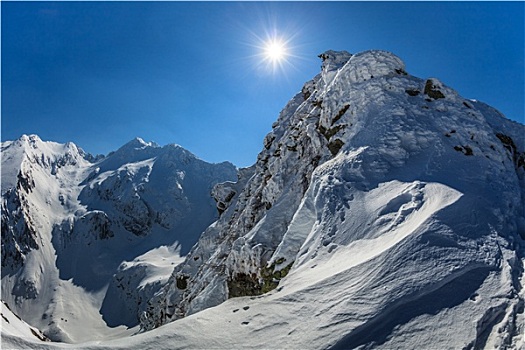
[[1, 136, 237, 342], [2, 49, 525, 349], [1, 300, 49, 344]]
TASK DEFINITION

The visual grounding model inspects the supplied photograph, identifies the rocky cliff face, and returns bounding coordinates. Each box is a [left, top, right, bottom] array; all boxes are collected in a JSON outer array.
[[1, 135, 237, 342], [1, 136, 89, 271], [139, 50, 525, 349]]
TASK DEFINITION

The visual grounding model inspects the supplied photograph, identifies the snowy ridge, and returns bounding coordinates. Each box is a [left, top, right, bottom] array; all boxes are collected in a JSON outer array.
[[2, 49, 525, 349]]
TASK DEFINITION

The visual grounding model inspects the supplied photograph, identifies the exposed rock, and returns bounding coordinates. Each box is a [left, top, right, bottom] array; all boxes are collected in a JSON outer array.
[[424, 79, 446, 99]]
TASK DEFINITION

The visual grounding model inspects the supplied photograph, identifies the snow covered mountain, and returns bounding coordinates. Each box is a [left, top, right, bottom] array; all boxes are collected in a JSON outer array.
[[1, 135, 237, 342], [2, 49, 525, 349], [137, 50, 525, 347]]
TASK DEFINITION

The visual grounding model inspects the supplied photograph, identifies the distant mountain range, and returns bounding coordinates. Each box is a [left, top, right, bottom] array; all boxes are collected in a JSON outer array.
[[1, 135, 237, 342], [2, 50, 525, 349]]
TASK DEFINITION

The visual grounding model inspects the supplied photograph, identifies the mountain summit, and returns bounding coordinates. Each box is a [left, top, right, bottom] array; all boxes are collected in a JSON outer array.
[[139, 50, 525, 348], [2, 50, 525, 349]]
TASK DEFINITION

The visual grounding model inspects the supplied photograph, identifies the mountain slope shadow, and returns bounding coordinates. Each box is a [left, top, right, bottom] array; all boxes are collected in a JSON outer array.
[[330, 266, 492, 349]]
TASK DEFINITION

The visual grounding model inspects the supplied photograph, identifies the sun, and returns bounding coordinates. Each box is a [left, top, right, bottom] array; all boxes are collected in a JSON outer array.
[[264, 40, 287, 63], [249, 29, 298, 75]]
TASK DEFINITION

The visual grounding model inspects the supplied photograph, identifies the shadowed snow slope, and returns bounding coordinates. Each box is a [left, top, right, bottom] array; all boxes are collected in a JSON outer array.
[[3, 49, 525, 349]]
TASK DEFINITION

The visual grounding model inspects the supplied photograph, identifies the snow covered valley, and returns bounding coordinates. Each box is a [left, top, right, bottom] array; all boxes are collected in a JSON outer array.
[[2, 50, 525, 349]]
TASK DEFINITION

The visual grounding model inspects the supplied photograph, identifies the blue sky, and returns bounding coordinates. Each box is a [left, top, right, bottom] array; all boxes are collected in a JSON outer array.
[[2, 2, 524, 167]]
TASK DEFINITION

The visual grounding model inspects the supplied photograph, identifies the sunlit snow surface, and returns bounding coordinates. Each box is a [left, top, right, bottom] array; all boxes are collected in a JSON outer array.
[[3, 50, 525, 349]]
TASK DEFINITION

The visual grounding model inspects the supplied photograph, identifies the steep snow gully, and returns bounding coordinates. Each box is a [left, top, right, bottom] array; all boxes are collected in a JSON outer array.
[[2, 50, 525, 349]]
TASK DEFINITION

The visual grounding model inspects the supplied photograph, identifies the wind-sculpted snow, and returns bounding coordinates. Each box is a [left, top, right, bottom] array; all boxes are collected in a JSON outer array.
[[2, 49, 525, 349]]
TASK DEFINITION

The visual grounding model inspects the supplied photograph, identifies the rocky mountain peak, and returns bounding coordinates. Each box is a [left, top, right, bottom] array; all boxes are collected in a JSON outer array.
[[138, 50, 525, 345]]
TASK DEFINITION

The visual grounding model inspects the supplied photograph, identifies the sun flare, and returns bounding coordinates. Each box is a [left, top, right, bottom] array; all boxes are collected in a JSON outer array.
[[264, 40, 286, 62], [252, 30, 297, 75]]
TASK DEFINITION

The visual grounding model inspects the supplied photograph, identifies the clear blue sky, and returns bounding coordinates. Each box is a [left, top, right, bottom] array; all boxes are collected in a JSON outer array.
[[2, 2, 523, 167]]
